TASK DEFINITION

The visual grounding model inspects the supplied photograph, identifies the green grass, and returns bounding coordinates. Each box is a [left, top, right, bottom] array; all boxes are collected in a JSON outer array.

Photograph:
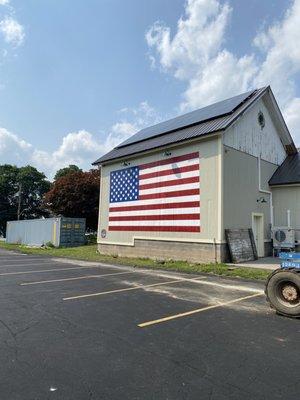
[[0, 241, 271, 281]]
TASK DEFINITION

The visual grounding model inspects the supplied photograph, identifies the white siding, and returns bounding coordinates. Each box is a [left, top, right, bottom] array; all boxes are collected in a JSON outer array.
[[272, 186, 300, 245], [224, 97, 286, 165], [223, 146, 278, 243]]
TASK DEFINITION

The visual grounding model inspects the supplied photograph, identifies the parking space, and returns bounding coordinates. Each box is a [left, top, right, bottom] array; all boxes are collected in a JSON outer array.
[[0, 248, 299, 400]]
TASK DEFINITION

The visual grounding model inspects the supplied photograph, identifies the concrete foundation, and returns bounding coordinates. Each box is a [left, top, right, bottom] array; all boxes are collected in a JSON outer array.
[[98, 239, 279, 265], [98, 239, 230, 264]]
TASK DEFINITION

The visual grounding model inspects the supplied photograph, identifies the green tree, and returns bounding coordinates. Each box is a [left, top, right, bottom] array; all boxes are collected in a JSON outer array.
[[0, 164, 51, 236], [44, 169, 100, 230], [0, 165, 19, 235], [54, 165, 82, 181]]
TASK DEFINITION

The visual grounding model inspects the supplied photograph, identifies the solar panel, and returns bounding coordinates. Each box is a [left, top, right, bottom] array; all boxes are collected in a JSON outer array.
[[117, 89, 254, 148]]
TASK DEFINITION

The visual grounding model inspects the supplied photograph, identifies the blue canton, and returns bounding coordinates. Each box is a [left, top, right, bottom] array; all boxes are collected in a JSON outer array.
[[110, 166, 139, 203]]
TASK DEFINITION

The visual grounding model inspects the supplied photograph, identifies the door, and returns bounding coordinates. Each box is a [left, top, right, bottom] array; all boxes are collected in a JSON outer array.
[[252, 213, 264, 257]]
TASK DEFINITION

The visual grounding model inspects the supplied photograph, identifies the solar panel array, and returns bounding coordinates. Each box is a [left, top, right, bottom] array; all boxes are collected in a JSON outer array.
[[93, 87, 269, 165], [117, 89, 254, 148]]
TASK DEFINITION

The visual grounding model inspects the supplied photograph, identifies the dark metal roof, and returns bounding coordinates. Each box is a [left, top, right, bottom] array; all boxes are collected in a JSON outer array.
[[93, 87, 268, 165], [269, 152, 300, 186], [119, 89, 254, 148]]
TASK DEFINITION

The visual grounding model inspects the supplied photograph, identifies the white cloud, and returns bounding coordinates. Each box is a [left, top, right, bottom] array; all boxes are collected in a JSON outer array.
[[0, 101, 160, 178], [182, 51, 257, 110], [146, 0, 231, 81], [0, 128, 32, 164], [105, 122, 137, 150], [118, 100, 159, 120], [31, 130, 106, 174], [146, 0, 300, 145], [283, 98, 300, 146], [0, 17, 25, 46], [0, 127, 110, 179], [33, 129, 117, 177], [253, 0, 300, 106], [100, 101, 161, 152], [0, 3, 24, 72]]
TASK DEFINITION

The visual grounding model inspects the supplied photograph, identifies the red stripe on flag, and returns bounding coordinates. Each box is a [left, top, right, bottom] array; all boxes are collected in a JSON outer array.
[[139, 189, 200, 200], [109, 226, 201, 232], [139, 164, 199, 180], [139, 176, 199, 190], [109, 213, 200, 221], [139, 152, 199, 170], [109, 201, 200, 212]]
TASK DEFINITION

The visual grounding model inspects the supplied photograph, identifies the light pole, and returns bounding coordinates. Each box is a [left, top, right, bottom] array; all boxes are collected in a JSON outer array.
[[17, 183, 22, 220]]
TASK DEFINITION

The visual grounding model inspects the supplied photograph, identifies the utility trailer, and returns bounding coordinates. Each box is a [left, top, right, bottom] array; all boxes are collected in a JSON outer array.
[[265, 252, 300, 317]]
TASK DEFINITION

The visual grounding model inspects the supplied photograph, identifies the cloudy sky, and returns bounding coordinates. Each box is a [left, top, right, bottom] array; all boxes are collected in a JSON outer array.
[[0, 0, 300, 178]]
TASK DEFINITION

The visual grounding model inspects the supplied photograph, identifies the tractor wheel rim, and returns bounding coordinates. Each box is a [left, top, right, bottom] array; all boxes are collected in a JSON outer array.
[[282, 285, 298, 302], [277, 281, 300, 308]]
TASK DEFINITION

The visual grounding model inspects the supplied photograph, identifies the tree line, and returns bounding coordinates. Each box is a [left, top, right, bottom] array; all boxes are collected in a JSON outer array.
[[0, 164, 100, 236]]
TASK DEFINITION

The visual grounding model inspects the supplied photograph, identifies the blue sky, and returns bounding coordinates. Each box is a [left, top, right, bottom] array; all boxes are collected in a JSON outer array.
[[0, 0, 299, 178]]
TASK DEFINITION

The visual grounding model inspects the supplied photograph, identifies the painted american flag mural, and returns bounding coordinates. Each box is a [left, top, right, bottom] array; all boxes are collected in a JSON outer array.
[[108, 152, 200, 232]]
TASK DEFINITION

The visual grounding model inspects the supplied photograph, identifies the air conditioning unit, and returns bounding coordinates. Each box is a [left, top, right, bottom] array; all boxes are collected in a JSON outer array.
[[272, 227, 295, 249]]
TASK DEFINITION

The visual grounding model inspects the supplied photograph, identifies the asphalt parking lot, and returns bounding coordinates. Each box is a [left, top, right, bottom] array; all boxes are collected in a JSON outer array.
[[0, 249, 299, 400]]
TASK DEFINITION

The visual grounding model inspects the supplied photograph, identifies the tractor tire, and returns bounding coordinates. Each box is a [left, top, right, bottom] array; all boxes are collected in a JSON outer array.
[[265, 268, 300, 318]]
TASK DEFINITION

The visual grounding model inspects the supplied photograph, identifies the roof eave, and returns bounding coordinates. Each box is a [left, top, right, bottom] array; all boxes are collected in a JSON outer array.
[[269, 181, 300, 187], [264, 87, 297, 155], [92, 130, 223, 166]]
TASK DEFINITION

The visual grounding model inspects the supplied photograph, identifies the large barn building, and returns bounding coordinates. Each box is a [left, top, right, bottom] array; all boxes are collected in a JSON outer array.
[[93, 86, 300, 263]]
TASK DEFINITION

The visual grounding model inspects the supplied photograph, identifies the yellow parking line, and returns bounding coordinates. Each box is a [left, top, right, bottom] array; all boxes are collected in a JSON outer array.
[[0, 265, 104, 276], [63, 276, 208, 301], [138, 293, 264, 328], [20, 271, 134, 285]]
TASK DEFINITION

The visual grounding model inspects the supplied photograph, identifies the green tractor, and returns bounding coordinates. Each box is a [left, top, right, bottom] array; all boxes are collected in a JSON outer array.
[[265, 253, 300, 317]]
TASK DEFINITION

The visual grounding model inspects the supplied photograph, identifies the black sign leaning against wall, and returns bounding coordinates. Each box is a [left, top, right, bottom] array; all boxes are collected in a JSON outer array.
[[225, 228, 258, 263]]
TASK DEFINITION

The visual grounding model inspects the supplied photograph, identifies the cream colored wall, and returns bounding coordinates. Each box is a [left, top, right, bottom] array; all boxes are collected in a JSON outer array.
[[98, 136, 222, 246], [224, 97, 286, 166], [272, 186, 300, 243], [223, 146, 278, 242]]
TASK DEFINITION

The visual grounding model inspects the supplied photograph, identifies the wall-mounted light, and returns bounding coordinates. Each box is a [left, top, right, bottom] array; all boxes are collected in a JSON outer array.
[[122, 161, 130, 167], [257, 197, 267, 203], [164, 151, 172, 156]]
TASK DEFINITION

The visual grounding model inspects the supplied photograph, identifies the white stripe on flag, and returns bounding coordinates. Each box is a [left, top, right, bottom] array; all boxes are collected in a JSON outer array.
[[109, 207, 200, 217], [109, 219, 201, 227]]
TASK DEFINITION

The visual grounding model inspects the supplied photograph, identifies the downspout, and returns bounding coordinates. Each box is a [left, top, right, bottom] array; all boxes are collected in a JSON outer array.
[[258, 155, 273, 227], [287, 209, 291, 228]]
